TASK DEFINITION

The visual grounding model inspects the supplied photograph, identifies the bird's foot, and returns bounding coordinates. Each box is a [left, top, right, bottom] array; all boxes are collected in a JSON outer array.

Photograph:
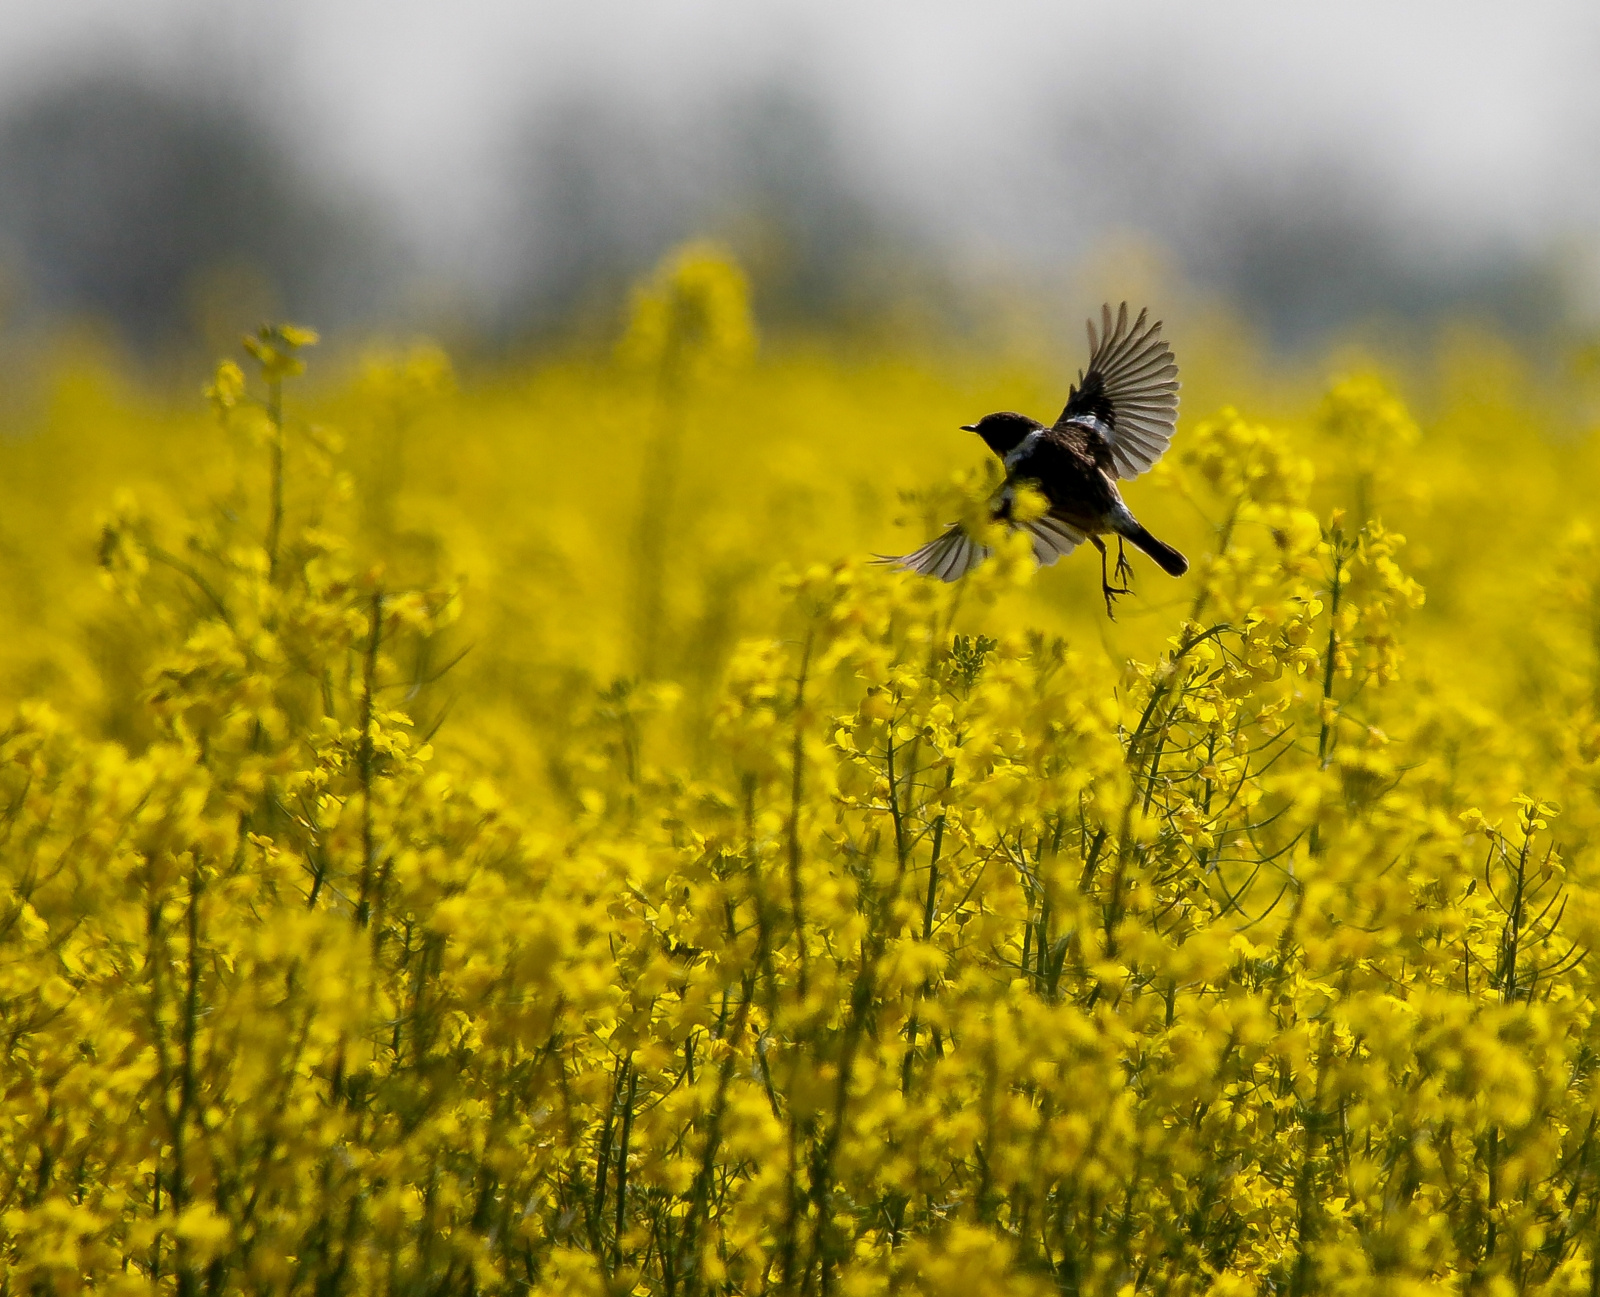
[[1100, 581, 1130, 619], [1114, 539, 1135, 588], [1093, 535, 1132, 619]]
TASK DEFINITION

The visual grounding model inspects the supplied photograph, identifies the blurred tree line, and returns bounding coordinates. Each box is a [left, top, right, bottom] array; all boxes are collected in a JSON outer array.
[[0, 73, 387, 355], [0, 65, 1572, 358]]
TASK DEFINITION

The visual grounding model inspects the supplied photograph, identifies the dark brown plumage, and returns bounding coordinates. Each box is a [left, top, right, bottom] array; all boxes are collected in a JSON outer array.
[[889, 303, 1186, 615]]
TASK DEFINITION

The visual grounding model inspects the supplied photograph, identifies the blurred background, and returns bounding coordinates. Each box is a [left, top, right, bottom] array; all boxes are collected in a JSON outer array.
[[3, 0, 1600, 362]]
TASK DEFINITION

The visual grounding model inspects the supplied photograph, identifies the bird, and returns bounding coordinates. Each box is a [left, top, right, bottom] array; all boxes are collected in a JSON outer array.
[[889, 302, 1187, 616]]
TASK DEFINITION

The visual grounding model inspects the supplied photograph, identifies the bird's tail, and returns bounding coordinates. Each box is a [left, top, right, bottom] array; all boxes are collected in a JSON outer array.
[[1123, 523, 1188, 577]]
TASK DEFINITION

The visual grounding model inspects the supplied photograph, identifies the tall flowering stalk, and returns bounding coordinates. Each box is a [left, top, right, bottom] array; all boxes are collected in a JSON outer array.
[[619, 242, 757, 679]]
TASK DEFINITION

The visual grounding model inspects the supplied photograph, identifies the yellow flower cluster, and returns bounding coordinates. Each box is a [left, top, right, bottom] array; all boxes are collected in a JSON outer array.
[[0, 244, 1598, 1295]]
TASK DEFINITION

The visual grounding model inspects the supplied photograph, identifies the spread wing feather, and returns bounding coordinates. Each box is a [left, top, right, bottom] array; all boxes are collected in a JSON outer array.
[[884, 525, 991, 582], [1054, 302, 1180, 480], [883, 513, 1085, 582], [1026, 514, 1086, 567]]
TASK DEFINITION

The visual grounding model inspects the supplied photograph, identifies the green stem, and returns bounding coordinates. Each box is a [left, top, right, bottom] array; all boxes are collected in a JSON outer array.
[[174, 866, 204, 1297], [788, 630, 813, 998], [614, 1061, 638, 1266], [1317, 545, 1346, 771], [355, 593, 383, 928]]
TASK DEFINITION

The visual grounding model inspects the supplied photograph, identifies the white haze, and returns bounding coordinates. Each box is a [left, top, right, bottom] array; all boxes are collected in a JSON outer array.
[[2, 0, 1598, 332]]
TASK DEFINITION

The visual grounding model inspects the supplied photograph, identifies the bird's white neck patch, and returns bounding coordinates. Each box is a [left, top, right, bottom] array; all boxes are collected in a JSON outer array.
[[1003, 429, 1043, 471]]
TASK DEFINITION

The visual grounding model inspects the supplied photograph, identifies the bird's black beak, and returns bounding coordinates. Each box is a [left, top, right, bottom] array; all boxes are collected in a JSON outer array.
[[960, 423, 977, 432]]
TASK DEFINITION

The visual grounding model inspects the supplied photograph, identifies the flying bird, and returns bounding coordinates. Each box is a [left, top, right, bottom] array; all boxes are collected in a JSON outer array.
[[891, 303, 1187, 615]]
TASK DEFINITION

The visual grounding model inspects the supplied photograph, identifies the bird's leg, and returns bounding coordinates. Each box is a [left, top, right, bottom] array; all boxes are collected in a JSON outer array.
[[1089, 536, 1128, 618], [1114, 536, 1135, 588]]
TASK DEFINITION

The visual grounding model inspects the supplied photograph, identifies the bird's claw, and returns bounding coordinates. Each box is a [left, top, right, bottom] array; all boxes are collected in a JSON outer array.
[[1099, 539, 1134, 618], [1092, 536, 1134, 619], [1100, 581, 1131, 619], [1114, 539, 1135, 588]]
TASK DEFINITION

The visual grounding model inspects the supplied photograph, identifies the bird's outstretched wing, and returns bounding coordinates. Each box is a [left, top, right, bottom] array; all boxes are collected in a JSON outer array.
[[1026, 514, 1087, 566], [884, 514, 1086, 582], [886, 524, 990, 581], [1054, 303, 1179, 480]]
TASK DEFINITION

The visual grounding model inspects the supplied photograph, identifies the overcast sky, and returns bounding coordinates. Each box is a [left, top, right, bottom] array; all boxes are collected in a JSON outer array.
[[4, 1, 1599, 335]]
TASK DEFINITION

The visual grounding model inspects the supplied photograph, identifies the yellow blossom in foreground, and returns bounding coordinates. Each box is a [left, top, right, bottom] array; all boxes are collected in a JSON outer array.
[[0, 245, 1598, 1294]]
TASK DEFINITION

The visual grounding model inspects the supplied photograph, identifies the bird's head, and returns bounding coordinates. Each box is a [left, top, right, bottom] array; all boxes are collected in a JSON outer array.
[[961, 411, 1040, 457]]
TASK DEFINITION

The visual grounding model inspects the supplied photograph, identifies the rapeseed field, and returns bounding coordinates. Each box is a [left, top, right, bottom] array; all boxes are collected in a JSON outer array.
[[3, 243, 1600, 1295]]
